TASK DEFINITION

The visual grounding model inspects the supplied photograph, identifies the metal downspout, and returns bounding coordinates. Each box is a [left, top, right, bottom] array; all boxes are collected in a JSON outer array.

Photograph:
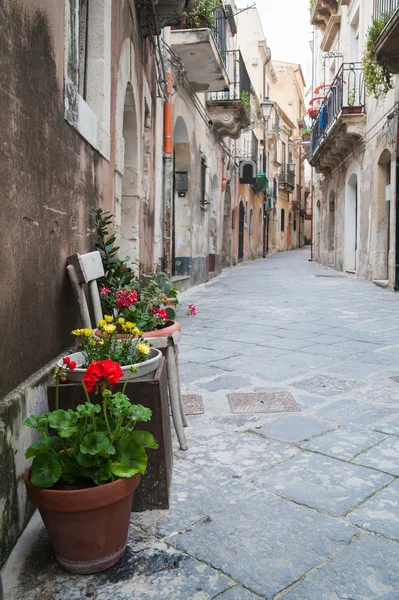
[[163, 27, 173, 276]]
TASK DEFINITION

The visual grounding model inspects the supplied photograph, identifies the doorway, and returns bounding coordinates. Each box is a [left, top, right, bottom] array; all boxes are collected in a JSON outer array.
[[172, 116, 190, 276], [328, 190, 335, 266], [345, 173, 358, 273], [238, 200, 245, 261]]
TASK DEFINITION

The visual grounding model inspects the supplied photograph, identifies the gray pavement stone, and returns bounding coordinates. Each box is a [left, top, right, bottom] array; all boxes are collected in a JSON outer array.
[[252, 452, 393, 516], [320, 360, 390, 380], [347, 479, 399, 540], [254, 415, 335, 443], [353, 436, 399, 475], [175, 430, 299, 477], [296, 393, 330, 407], [216, 585, 262, 599], [301, 425, 387, 460], [179, 362, 230, 385], [168, 492, 356, 599], [197, 374, 250, 391], [281, 534, 399, 600], [293, 374, 361, 396], [180, 347, 240, 364], [314, 399, 395, 426]]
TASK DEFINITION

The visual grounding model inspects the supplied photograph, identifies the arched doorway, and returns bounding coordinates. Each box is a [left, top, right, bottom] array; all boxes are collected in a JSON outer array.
[[373, 149, 391, 280], [328, 190, 336, 266], [120, 83, 140, 269], [172, 116, 190, 276], [345, 173, 358, 273], [238, 200, 245, 261]]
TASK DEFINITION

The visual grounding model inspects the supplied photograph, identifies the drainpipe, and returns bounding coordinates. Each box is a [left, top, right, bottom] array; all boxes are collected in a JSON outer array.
[[163, 27, 173, 276], [394, 108, 399, 290]]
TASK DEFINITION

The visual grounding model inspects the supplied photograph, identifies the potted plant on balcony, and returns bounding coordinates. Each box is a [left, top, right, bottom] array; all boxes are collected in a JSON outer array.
[[297, 117, 303, 129], [363, 16, 394, 99], [342, 87, 363, 114], [301, 128, 311, 142], [24, 359, 158, 574], [58, 322, 162, 384], [177, 0, 220, 29]]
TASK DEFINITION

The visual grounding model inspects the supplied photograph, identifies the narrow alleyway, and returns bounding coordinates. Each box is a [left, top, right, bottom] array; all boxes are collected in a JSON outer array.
[[5, 248, 399, 599]]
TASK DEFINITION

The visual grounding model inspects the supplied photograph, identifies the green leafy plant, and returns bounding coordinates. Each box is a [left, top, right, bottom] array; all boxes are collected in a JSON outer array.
[[363, 17, 394, 99], [300, 128, 311, 137], [309, 0, 315, 12], [347, 88, 356, 106], [182, 0, 220, 29], [91, 208, 136, 293], [240, 90, 251, 112], [25, 360, 157, 489]]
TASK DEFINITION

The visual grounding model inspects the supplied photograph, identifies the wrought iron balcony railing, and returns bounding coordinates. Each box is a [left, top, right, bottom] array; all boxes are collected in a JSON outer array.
[[374, 0, 399, 21], [207, 50, 250, 103], [310, 63, 365, 158], [279, 171, 295, 189]]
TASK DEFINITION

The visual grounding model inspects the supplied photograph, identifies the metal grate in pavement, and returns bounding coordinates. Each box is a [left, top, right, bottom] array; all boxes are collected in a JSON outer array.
[[228, 392, 300, 414], [181, 395, 204, 415]]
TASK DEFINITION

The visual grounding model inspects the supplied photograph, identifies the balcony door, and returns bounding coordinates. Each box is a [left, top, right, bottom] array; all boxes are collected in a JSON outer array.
[[345, 173, 358, 273], [238, 200, 245, 261]]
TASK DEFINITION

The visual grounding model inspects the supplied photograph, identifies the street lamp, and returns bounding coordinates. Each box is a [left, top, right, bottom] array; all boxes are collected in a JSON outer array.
[[260, 96, 273, 123]]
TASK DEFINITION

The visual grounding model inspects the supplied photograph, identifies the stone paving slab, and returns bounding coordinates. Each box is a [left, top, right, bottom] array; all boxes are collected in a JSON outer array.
[[301, 425, 387, 460], [178, 362, 230, 385], [130, 459, 259, 539], [281, 534, 399, 600], [320, 360, 390, 380], [293, 374, 361, 396], [347, 479, 399, 541], [252, 452, 393, 516], [216, 585, 263, 599], [175, 430, 299, 478], [197, 374, 250, 391], [353, 436, 399, 475], [314, 399, 395, 426], [168, 492, 356, 599], [254, 415, 335, 443]]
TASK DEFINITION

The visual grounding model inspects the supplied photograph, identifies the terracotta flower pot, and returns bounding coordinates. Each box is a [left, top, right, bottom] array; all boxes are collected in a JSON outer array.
[[24, 470, 140, 574]]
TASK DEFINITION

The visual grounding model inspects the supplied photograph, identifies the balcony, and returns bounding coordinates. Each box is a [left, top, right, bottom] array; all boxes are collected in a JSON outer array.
[[278, 170, 295, 191], [206, 50, 251, 138], [310, 0, 339, 31], [170, 8, 229, 92], [309, 63, 366, 175], [138, 0, 187, 34], [374, 0, 399, 73]]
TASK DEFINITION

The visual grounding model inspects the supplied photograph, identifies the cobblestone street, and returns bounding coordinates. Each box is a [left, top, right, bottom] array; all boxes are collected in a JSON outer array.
[[5, 248, 399, 599]]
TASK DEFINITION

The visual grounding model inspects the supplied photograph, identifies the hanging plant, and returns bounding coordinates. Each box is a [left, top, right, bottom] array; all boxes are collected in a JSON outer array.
[[181, 0, 221, 29], [240, 90, 251, 112], [362, 17, 394, 99]]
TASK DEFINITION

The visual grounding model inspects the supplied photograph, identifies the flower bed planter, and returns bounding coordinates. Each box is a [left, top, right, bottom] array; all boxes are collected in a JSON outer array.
[[342, 106, 363, 114], [24, 470, 140, 574], [57, 348, 162, 383]]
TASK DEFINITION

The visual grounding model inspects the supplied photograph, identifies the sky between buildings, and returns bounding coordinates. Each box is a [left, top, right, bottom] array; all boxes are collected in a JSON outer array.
[[237, 0, 313, 88]]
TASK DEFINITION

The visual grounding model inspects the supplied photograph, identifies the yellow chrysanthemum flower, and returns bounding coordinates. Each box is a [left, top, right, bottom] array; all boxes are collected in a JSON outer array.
[[125, 321, 134, 330], [83, 328, 93, 337], [118, 317, 125, 325], [71, 329, 83, 336], [136, 329, 144, 337], [121, 325, 127, 332], [104, 315, 114, 323], [103, 324, 116, 334], [90, 340, 97, 347], [98, 339, 104, 346], [137, 342, 150, 355], [98, 319, 106, 328]]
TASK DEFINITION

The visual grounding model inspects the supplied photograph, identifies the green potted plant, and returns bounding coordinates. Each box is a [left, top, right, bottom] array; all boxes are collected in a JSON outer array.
[[180, 0, 220, 29], [24, 359, 158, 574], [301, 128, 311, 142], [362, 16, 394, 99], [297, 117, 303, 129], [59, 322, 162, 383]]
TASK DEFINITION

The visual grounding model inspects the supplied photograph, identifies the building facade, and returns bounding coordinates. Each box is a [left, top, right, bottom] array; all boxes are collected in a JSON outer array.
[[308, 0, 399, 286]]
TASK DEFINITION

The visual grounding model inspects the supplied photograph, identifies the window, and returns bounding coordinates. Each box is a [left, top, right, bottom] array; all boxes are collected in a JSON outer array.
[[293, 219, 297, 231], [281, 208, 285, 232], [65, 0, 111, 159], [200, 156, 207, 206], [281, 142, 286, 171]]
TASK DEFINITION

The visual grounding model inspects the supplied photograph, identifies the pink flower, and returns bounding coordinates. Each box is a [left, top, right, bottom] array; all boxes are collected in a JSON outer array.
[[156, 308, 168, 321], [100, 287, 111, 295], [115, 289, 138, 309], [188, 304, 197, 317]]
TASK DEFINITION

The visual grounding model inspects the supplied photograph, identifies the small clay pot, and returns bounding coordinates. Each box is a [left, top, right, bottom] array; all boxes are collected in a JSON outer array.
[[24, 470, 140, 574]]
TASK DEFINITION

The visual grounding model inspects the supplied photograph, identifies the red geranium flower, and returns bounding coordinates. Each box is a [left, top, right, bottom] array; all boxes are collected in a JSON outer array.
[[115, 289, 139, 309], [83, 359, 124, 393], [188, 304, 197, 317], [100, 287, 111, 295], [63, 356, 77, 371], [156, 308, 168, 321]]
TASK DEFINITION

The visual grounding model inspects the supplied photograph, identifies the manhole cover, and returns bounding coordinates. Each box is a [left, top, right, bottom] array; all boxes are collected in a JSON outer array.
[[181, 395, 203, 415], [228, 392, 300, 414]]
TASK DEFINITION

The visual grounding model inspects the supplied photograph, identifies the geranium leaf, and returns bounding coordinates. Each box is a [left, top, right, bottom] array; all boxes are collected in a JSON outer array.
[[48, 410, 79, 438], [128, 405, 152, 423], [30, 454, 62, 488], [25, 437, 63, 459], [76, 452, 102, 467], [80, 433, 116, 456], [112, 439, 148, 476], [109, 463, 140, 478], [130, 430, 158, 449], [91, 465, 112, 485]]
